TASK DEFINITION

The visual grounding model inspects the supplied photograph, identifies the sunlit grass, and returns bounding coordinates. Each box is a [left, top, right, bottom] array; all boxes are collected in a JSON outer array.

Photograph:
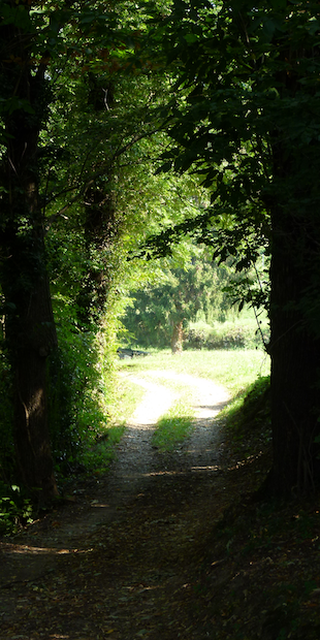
[[152, 401, 194, 451], [115, 349, 270, 450]]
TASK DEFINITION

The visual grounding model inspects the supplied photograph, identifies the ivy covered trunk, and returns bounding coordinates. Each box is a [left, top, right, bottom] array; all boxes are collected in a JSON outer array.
[[77, 181, 117, 328], [0, 7, 59, 500]]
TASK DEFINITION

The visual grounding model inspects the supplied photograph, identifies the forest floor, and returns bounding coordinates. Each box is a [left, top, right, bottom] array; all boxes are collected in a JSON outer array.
[[1, 369, 320, 640]]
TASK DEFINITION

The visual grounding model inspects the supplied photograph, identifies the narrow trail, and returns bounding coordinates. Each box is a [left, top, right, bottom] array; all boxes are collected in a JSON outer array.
[[0, 370, 231, 640], [109, 371, 229, 499]]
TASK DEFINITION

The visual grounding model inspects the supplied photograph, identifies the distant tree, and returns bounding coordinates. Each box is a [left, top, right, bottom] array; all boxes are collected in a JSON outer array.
[[123, 249, 232, 351]]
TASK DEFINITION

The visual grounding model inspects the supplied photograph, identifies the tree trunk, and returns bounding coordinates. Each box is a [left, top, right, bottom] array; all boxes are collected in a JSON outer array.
[[13, 282, 58, 500], [2, 225, 60, 503], [0, 9, 59, 501], [77, 183, 116, 327], [1, 226, 59, 502], [171, 320, 183, 353], [263, 33, 320, 496], [267, 174, 320, 495]]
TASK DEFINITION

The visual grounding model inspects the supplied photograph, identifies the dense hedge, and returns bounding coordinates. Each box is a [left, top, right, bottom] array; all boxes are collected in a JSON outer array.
[[185, 320, 270, 351]]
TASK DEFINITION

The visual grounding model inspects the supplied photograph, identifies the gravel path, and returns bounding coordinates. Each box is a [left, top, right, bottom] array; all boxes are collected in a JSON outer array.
[[0, 369, 230, 637], [111, 370, 229, 483], [4, 370, 230, 544], [95, 370, 230, 516]]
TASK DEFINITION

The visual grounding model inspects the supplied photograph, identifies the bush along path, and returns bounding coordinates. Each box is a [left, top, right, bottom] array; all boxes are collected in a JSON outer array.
[[1, 371, 320, 640]]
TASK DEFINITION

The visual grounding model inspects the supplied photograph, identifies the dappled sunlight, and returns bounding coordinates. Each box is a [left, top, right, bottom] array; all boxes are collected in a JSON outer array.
[[226, 451, 266, 473], [143, 464, 221, 477], [127, 376, 178, 425], [190, 464, 220, 472], [90, 501, 111, 508], [0, 541, 91, 556]]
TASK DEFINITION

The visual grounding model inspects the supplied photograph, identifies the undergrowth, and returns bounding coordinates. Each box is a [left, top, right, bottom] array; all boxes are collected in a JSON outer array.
[[79, 424, 126, 474], [186, 318, 270, 350], [223, 375, 271, 453], [0, 483, 33, 536]]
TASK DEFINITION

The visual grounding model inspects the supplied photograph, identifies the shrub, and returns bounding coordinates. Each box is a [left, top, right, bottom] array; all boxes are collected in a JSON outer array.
[[185, 319, 270, 350], [0, 482, 33, 536]]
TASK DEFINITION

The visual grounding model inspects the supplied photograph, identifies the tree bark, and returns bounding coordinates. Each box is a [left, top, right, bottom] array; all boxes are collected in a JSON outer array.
[[77, 182, 116, 327], [266, 111, 320, 494], [262, 28, 320, 496], [268, 209, 320, 495], [171, 320, 183, 353], [8, 271, 58, 500], [0, 6, 59, 500], [0, 220, 59, 503]]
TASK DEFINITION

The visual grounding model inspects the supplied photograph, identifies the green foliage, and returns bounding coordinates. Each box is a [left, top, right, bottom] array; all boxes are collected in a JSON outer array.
[[34, 0, 212, 478], [145, 0, 320, 317], [107, 375, 146, 426], [48, 320, 114, 475], [217, 373, 272, 493], [0, 483, 33, 536], [0, 0, 284, 497], [0, 0, 191, 495], [186, 318, 269, 351], [122, 248, 236, 348], [144, 0, 320, 493], [224, 375, 271, 443], [79, 425, 125, 474]]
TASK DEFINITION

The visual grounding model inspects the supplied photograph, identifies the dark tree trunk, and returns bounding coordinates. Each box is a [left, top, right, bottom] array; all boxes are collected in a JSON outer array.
[[268, 208, 320, 495], [266, 107, 320, 494], [0, 206, 59, 503], [0, 7, 59, 500], [77, 182, 117, 327], [4, 265, 59, 500], [261, 29, 320, 496]]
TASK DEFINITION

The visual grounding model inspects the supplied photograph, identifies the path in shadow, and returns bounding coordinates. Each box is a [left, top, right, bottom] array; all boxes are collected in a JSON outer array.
[[0, 370, 231, 640]]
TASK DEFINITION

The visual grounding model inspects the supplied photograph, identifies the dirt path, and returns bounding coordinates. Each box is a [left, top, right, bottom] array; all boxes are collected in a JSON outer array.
[[0, 370, 231, 640]]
